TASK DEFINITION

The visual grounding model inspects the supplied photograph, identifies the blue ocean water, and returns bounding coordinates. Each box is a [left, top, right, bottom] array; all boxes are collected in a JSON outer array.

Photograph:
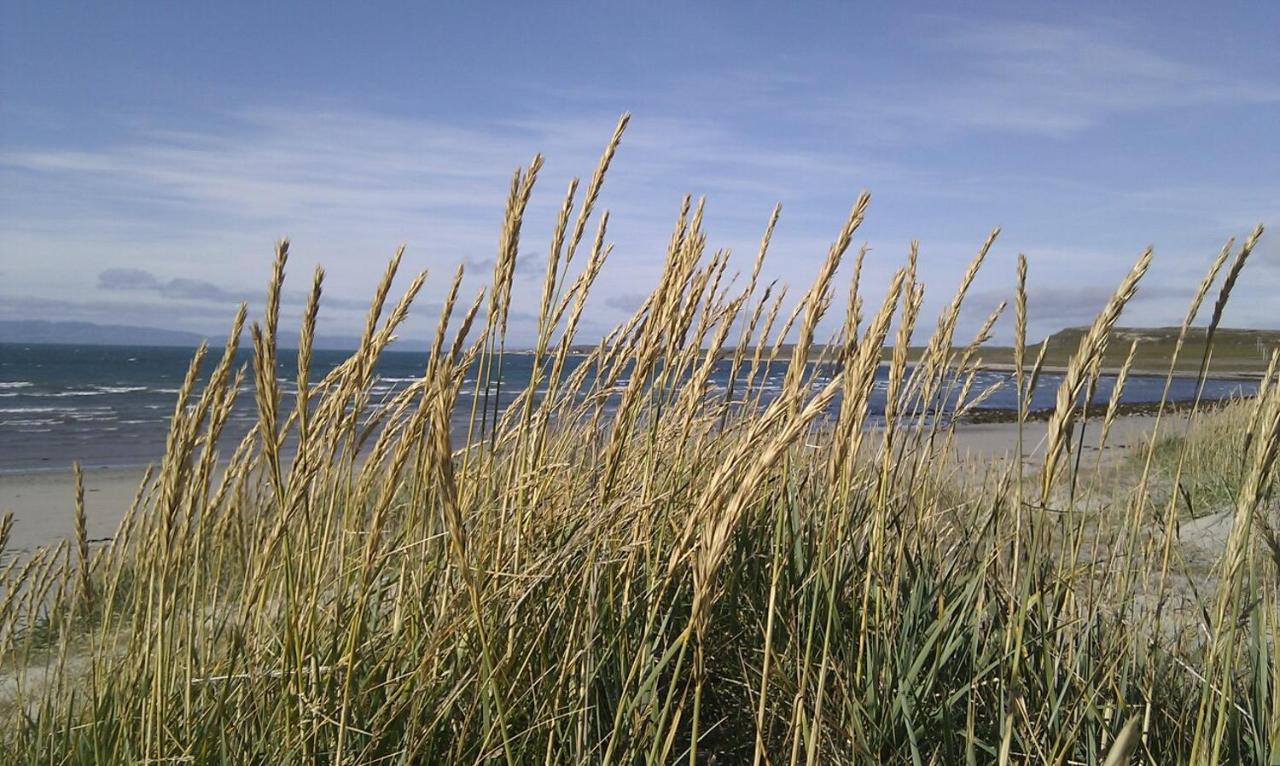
[[0, 343, 1258, 473]]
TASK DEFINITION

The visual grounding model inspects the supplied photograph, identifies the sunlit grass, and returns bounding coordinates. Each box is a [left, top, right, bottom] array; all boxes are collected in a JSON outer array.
[[0, 116, 1276, 764]]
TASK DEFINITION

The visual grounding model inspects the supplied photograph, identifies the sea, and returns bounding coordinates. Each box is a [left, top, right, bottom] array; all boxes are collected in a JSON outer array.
[[0, 343, 1260, 474]]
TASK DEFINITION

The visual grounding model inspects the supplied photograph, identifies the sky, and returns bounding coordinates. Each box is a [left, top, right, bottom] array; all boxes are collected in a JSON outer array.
[[1, 1, 1277, 347]]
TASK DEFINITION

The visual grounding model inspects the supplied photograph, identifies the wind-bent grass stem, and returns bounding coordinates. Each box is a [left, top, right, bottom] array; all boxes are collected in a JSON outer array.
[[0, 117, 1275, 764]]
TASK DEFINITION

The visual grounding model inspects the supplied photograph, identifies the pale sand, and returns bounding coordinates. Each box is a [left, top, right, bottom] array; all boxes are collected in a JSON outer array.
[[0, 466, 151, 555], [0, 413, 1193, 553], [947, 412, 1189, 465]]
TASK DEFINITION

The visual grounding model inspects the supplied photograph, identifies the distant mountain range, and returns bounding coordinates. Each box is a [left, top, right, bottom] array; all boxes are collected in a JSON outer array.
[[0, 320, 209, 347], [0, 320, 411, 351]]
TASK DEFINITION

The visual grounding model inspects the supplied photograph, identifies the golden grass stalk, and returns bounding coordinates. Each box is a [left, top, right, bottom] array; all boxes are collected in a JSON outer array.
[[1, 120, 1275, 766], [1041, 247, 1152, 505]]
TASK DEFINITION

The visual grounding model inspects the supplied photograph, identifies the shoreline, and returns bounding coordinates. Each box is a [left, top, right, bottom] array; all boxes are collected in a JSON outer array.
[[958, 396, 1236, 424], [1, 407, 1195, 553], [0, 459, 160, 479]]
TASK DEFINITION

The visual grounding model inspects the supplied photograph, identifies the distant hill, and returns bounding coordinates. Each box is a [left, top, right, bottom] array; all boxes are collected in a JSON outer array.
[[0, 320, 208, 347], [1032, 326, 1280, 374], [962, 327, 1280, 376], [869, 326, 1278, 377]]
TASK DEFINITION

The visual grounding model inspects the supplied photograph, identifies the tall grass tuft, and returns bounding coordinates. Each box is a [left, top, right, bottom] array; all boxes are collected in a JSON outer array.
[[0, 120, 1276, 764]]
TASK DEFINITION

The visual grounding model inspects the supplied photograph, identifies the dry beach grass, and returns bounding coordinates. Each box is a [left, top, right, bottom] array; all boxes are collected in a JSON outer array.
[[0, 117, 1277, 763]]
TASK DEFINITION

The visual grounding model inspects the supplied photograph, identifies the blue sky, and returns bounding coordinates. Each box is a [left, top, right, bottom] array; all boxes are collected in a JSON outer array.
[[1, 1, 1277, 345]]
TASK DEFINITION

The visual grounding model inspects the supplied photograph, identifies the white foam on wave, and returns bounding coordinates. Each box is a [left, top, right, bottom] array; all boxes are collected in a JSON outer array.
[[14, 387, 149, 398], [5, 418, 58, 427], [0, 381, 34, 390]]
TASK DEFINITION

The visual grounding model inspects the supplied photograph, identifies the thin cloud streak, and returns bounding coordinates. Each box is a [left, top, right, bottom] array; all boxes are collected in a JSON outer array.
[[799, 17, 1280, 141], [0, 17, 1276, 344]]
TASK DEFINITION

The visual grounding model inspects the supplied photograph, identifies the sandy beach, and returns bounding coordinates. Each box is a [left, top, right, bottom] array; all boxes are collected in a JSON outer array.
[[0, 466, 150, 555], [948, 411, 1188, 464]]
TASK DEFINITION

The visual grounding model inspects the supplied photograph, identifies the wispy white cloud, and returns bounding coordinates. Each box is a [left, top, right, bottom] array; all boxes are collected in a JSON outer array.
[[1, 107, 897, 342], [1, 16, 1276, 345], [834, 18, 1280, 140]]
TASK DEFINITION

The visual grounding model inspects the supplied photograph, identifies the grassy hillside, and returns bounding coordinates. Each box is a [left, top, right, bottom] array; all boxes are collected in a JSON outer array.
[[1028, 326, 1279, 374]]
